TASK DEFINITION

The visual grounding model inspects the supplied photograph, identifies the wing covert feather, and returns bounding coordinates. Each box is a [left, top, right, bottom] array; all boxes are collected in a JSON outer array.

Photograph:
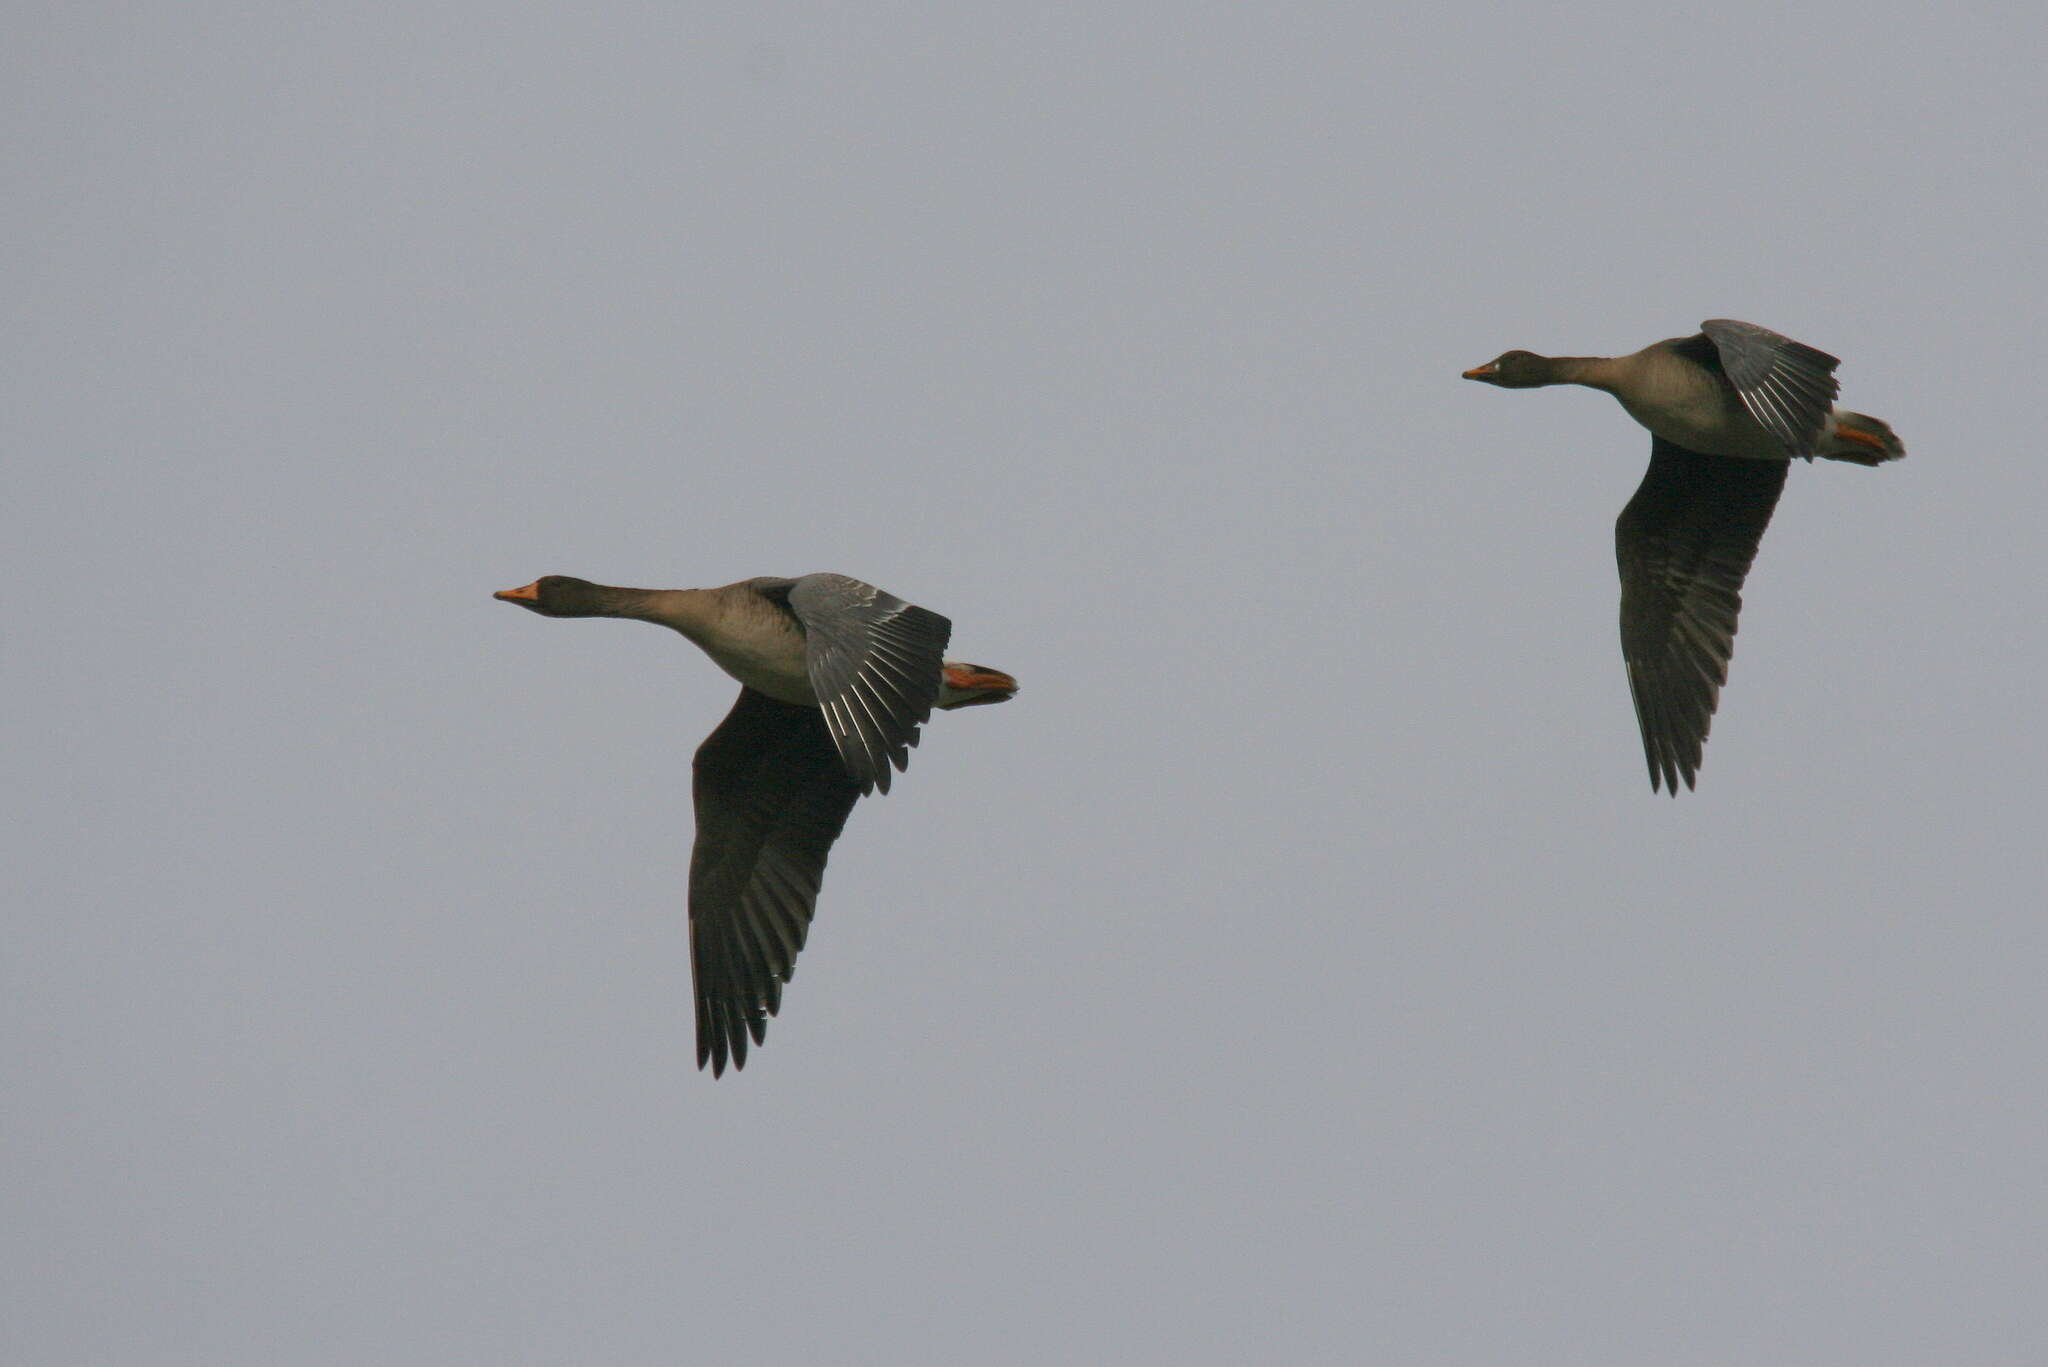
[[1700, 319, 1840, 456], [786, 574, 951, 795]]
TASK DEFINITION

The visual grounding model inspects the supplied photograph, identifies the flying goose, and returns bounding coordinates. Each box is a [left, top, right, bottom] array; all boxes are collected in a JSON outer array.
[[1463, 319, 1903, 792], [495, 573, 1017, 1073]]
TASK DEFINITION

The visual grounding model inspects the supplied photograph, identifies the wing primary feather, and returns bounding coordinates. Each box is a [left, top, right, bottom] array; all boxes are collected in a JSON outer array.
[[1615, 438, 1787, 793], [689, 688, 866, 1074]]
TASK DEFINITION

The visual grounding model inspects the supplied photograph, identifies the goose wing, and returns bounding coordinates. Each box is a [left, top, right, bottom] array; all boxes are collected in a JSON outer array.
[[1616, 437, 1789, 793], [688, 687, 864, 1075], [785, 574, 951, 795], [1699, 318, 1840, 456]]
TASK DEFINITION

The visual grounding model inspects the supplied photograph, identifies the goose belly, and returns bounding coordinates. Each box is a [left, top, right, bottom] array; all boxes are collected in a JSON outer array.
[[699, 638, 817, 706], [1616, 390, 1786, 460]]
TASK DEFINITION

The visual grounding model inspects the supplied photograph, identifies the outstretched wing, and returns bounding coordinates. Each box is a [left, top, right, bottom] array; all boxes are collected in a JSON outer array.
[[1616, 437, 1789, 793], [689, 687, 864, 1075], [1699, 319, 1840, 457], [786, 574, 950, 795]]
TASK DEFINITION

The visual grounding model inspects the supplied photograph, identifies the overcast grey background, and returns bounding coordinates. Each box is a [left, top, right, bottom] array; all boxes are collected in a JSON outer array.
[[8, 3, 2046, 1364]]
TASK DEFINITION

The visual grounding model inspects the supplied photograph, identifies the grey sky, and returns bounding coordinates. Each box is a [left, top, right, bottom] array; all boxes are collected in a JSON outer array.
[[7, 3, 2046, 1363]]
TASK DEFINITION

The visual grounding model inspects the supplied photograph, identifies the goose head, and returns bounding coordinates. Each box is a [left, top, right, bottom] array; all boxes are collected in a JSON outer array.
[[493, 576, 619, 618], [1461, 350, 1558, 388]]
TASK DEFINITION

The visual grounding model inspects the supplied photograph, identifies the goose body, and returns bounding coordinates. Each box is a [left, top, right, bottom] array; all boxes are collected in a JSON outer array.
[[495, 572, 1016, 1074], [1463, 319, 1903, 793], [1605, 342, 1791, 459]]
